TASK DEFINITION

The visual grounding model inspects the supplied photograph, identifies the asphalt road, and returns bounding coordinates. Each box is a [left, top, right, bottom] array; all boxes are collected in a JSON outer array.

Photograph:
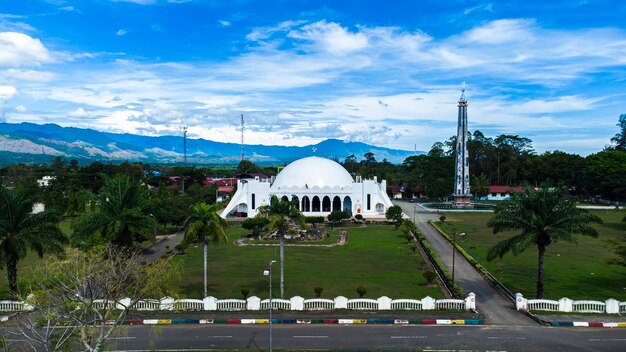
[[394, 201, 533, 326], [97, 324, 626, 351]]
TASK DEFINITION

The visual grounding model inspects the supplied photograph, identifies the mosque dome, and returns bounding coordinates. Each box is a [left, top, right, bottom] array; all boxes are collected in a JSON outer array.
[[271, 156, 354, 189]]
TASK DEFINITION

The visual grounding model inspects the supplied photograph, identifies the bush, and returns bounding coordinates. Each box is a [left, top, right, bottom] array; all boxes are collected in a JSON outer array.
[[241, 288, 250, 299], [242, 217, 270, 234], [423, 271, 436, 285], [409, 243, 418, 254], [313, 286, 324, 298], [327, 211, 351, 224], [354, 214, 363, 221], [174, 243, 187, 253], [356, 286, 367, 298], [439, 215, 447, 223], [305, 216, 324, 227]]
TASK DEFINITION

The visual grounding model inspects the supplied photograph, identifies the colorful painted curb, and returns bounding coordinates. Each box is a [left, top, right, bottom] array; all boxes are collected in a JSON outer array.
[[551, 321, 626, 328], [125, 317, 484, 325]]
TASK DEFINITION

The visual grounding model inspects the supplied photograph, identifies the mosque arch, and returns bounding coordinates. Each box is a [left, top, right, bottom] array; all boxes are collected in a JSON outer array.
[[281, 195, 289, 202], [332, 196, 341, 211], [375, 203, 385, 213], [302, 196, 311, 212], [343, 196, 352, 213], [322, 196, 331, 212], [312, 196, 321, 212], [291, 195, 299, 207]]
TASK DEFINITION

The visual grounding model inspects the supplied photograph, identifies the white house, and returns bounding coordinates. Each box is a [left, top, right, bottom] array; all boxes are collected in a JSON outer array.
[[221, 156, 393, 218]]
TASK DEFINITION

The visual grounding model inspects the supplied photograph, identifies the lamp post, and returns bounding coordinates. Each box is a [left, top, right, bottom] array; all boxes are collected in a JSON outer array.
[[451, 232, 465, 290], [263, 260, 277, 352]]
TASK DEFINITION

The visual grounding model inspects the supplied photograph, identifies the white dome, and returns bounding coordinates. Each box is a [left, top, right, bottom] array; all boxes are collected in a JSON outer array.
[[272, 156, 354, 189]]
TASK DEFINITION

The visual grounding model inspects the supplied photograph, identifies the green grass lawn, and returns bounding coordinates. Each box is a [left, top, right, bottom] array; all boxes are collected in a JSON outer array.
[[171, 225, 444, 300], [437, 210, 626, 300]]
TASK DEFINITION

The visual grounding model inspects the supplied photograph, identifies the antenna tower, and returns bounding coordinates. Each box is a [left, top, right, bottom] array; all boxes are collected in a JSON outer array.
[[241, 114, 245, 162], [182, 126, 188, 165]]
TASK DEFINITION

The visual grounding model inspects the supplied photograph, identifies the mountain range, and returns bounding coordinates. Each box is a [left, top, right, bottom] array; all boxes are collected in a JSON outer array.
[[0, 122, 423, 166]]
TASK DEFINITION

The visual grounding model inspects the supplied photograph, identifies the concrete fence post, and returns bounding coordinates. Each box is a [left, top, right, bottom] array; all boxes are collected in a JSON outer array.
[[558, 297, 573, 312], [290, 296, 304, 311], [203, 296, 217, 311], [465, 292, 476, 310], [116, 297, 132, 310], [422, 296, 435, 310], [160, 296, 174, 311], [515, 293, 527, 311], [378, 296, 392, 310], [334, 296, 348, 309], [247, 296, 261, 310], [605, 298, 619, 314]]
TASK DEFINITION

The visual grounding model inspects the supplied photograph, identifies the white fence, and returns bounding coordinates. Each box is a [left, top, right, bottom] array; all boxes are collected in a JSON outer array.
[[0, 293, 476, 312], [516, 293, 625, 314]]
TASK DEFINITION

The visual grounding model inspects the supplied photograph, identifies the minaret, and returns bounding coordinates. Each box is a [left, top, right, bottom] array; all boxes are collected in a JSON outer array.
[[453, 82, 473, 208]]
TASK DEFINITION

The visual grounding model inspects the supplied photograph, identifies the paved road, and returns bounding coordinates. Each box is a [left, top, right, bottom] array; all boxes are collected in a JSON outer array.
[[97, 324, 626, 351], [142, 231, 185, 263], [394, 201, 533, 326]]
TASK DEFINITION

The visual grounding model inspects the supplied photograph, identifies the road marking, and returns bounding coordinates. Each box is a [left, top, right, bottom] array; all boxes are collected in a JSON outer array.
[[208, 335, 232, 338], [293, 335, 329, 338], [589, 338, 626, 341], [487, 337, 527, 340], [390, 336, 428, 339]]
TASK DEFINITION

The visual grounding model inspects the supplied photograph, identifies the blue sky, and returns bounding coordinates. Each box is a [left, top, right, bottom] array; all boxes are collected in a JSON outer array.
[[1, 0, 625, 156]]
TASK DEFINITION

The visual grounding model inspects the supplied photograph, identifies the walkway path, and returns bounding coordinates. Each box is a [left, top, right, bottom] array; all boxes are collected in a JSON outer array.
[[142, 231, 185, 264], [394, 201, 534, 326]]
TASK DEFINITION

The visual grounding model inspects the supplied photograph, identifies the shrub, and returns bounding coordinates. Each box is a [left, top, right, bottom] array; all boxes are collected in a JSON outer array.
[[174, 243, 187, 253], [423, 271, 436, 285], [354, 214, 363, 221], [409, 243, 418, 254], [313, 286, 324, 298], [327, 211, 351, 225], [241, 288, 250, 299], [242, 217, 270, 235], [356, 286, 367, 298], [305, 216, 324, 227], [439, 215, 447, 223]]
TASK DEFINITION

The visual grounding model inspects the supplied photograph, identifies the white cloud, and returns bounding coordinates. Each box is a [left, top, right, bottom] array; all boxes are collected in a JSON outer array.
[[0, 32, 53, 67], [2, 68, 55, 81], [116, 29, 127, 36], [0, 85, 17, 100], [69, 107, 88, 117], [288, 21, 369, 54], [14, 104, 26, 112], [218, 20, 231, 27], [462, 19, 535, 44], [111, 0, 156, 4]]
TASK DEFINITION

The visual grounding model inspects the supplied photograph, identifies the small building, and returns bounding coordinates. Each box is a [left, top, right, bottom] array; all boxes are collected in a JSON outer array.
[[37, 176, 56, 187], [487, 186, 524, 200], [221, 156, 393, 218]]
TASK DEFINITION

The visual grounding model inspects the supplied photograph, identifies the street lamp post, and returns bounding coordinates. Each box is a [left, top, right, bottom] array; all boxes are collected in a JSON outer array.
[[263, 260, 277, 352], [451, 232, 465, 291]]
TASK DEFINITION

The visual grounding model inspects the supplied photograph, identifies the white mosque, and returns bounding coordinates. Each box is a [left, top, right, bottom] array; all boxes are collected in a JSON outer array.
[[221, 156, 393, 218]]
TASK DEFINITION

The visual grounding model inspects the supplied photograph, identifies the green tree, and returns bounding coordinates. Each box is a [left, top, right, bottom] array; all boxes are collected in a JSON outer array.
[[72, 174, 156, 248], [609, 113, 626, 151], [385, 205, 404, 229], [582, 150, 626, 200], [327, 210, 350, 225], [258, 195, 306, 298], [486, 186, 602, 298], [472, 174, 490, 199], [183, 202, 228, 297], [0, 186, 67, 299]]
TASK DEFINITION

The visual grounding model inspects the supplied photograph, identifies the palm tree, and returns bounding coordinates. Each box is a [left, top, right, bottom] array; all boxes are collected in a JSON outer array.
[[183, 202, 228, 298], [257, 195, 305, 298], [72, 174, 156, 248], [487, 185, 602, 298], [0, 186, 67, 299]]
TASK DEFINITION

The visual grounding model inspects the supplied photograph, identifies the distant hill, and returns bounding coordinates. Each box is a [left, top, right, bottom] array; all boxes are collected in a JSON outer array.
[[0, 122, 423, 165]]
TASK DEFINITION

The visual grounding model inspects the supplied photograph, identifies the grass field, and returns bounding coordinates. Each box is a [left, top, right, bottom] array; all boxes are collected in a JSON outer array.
[[437, 210, 626, 300], [171, 224, 444, 299]]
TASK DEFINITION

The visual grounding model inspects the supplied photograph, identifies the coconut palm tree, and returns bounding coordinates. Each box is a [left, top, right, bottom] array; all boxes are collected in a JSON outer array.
[[72, 174, 156, 248], [0, 186, 67, 299], [183, 202, 228, 298], [257, 195, 305, 298], [487, 185, 602, 298]]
